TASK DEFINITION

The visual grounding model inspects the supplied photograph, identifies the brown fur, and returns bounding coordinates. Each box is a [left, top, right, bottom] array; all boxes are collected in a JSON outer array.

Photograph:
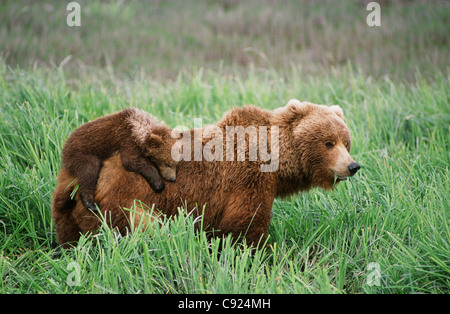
[[61, 108, 178, 212], [53, 100, 360, 248]]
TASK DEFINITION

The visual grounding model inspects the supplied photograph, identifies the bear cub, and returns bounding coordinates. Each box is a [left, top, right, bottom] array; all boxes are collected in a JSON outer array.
[[62, 108, 178, 212]]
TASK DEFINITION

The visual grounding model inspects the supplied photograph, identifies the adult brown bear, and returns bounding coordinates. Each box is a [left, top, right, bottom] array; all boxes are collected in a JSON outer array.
[[52, 99, 360, 248]]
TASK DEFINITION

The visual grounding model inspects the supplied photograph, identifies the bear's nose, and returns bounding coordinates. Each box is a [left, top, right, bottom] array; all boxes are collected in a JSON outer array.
[[348, 162, 361, 176]]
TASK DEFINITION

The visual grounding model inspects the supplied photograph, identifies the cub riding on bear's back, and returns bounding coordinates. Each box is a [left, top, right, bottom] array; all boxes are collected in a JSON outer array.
[[61, 108, 178, 212]]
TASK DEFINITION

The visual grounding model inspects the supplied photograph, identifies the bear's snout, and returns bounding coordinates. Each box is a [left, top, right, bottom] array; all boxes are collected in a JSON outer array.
[[348, 162, 360, 176]]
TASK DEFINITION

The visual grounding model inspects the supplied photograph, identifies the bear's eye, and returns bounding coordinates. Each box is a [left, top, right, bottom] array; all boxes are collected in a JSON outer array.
[[325, 142, 334, 149]]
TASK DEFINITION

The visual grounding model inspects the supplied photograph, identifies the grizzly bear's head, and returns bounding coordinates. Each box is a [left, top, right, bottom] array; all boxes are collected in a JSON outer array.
[[275, 99, 360, 191]]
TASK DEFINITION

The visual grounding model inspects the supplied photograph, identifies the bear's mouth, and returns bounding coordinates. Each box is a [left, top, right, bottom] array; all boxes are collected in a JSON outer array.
[[331, 170, 348, 181]]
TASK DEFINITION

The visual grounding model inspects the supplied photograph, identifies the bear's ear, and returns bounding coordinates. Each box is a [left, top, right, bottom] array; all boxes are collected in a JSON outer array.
[[273, 99, 314, 124], [286, 99, 313, 116], [147, 133, 163, 148], [330, 105, 344, 119], [287, 99, 302, 107]]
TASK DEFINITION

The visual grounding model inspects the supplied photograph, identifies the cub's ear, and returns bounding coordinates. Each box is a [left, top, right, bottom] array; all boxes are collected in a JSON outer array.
[[146, 133, 163, 148], [330, 105, 344, 119]]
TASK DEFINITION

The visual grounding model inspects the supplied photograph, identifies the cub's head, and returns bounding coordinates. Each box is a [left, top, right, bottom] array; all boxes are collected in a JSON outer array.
[[144, 128, 179, 182], [279, 99, 360, 190]]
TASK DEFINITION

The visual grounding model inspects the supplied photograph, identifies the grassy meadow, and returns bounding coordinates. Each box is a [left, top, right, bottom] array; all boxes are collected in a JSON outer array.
[[0, 0, 449, 293]]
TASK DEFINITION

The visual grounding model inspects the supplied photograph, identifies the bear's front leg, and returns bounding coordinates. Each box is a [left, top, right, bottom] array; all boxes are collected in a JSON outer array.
[[216, 188, 276, 248]]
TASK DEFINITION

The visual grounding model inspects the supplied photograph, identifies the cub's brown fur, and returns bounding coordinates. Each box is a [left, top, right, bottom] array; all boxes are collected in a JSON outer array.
[[53, 100, 360, 248], [61, 108, 178, 212]]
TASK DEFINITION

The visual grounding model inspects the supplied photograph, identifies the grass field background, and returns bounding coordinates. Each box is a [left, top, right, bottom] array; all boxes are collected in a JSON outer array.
[[0, 0, 449, 293]]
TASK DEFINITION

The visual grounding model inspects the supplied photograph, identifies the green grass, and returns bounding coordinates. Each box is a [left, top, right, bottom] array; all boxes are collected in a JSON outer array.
[[0, 64, 448, 293], [1, 0, 448, 80]]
